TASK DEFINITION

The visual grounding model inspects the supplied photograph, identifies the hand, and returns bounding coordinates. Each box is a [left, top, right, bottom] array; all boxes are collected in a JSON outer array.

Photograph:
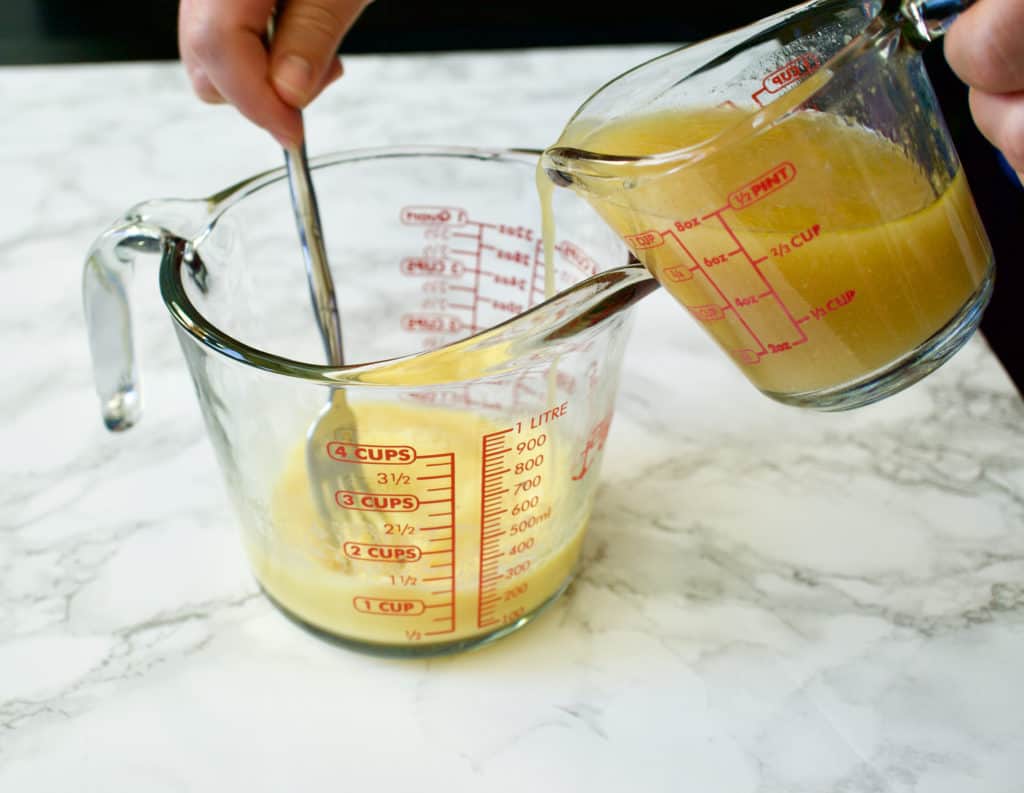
[[945, 0, 1024, 178], [178, 0, 374, 147]]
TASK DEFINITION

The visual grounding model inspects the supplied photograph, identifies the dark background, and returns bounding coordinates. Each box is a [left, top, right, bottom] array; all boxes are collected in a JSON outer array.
[[4, 0, 1021, 394]]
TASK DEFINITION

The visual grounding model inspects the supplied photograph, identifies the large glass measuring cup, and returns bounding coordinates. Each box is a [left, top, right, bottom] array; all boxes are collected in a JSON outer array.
[[83, 147, 652, 656], [542, 0, 994, 410]]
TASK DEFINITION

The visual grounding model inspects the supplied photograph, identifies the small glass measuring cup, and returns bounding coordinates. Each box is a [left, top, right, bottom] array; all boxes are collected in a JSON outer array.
[[542, 0, 994, 410], [83, 146, 653, 656]]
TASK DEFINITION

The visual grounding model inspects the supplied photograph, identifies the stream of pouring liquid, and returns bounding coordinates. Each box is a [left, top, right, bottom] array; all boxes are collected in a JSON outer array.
[[536, 165, 559, 405], [537, 168, 557, 301]]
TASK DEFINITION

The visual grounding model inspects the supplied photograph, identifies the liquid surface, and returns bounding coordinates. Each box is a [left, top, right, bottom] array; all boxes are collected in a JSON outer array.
[[247, 401, 587, 649], [554, 108, 992, 395]]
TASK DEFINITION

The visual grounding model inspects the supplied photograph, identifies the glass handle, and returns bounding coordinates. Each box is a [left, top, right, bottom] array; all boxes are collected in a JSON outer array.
[[897, 0, 976, 42], [81, 200, 208, 431]]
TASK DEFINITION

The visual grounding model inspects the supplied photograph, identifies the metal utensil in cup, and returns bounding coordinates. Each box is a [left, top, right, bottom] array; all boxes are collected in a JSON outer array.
[[270, 11, 373, 550]]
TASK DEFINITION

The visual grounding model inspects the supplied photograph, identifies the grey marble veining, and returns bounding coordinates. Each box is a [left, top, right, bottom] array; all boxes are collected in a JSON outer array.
[[1, 47, 1023, 792]]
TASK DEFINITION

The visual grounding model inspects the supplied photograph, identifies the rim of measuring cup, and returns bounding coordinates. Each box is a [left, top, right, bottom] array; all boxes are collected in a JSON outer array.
[[542, 0, 882, 182], [158, 144, 654, 388]]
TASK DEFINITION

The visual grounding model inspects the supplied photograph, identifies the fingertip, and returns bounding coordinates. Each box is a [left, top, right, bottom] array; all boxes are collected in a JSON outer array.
[[967, 88, 1024, 173], [272, 53, 316, 108], [942, 12, 971, 83], [326, 56, 344, 84], [189, 67, 226, 104], [271, 113, 306, 149], [943, 0, 1024, 93], [310, 57, 344, 101]]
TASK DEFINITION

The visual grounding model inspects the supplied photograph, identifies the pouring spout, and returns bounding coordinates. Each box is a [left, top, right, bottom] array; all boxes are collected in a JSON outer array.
[[540, 263, 659, 343], [539, 146, 653, 192], [350, 263, 658, 387]]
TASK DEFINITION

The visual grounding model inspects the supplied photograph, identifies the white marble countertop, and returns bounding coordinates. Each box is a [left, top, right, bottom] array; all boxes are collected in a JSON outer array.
[[2, 46, 1023, 792]]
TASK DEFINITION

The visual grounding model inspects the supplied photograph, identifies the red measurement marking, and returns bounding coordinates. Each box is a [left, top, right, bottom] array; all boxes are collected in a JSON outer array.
[[689, 304, 726, 321], [663, 265, 695, 283], [353, 597, 425, 616], [572, 413, 613, 482], [701, 251, 734, 267], [327, 442, 415, 464], [751, 52, 822, 106], [808, 289, 856, 320], [716, 212, 808, 349], [497, 224, 534, 241], [434, 453, 456, 635], [401, 313, 463, 334], [663, 225, 767, 358], [493, 274, 529, 292], [734, 349, 762, 365], [401, 257, 462, 277], [728, 162, 797, 210], [482, 296, 524, 314], [478, 428, 516, 628], [768, 341, 796, 353], [555, 240, 599, 277], [770, 224, 823, 258], [495, 248, 531, 266], [528, 240, 547, 306], [336, 491, 419, 512], [375, 452, 450, 638], [461, 224, 484, 336], [343, 542, 422, 562], [400, 206, 467, 225], [661, 212, 813, 359], [625, 230, 664, 250], [674, 217, 702, 232]]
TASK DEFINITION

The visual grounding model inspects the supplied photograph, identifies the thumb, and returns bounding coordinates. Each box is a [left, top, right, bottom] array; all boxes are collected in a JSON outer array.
[[269, 0, 373, 108]]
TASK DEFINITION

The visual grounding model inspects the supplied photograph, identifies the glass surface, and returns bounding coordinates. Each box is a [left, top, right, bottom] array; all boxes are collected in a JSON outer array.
[[84, 147, 648, 656], [543, 0, 994, 410]]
